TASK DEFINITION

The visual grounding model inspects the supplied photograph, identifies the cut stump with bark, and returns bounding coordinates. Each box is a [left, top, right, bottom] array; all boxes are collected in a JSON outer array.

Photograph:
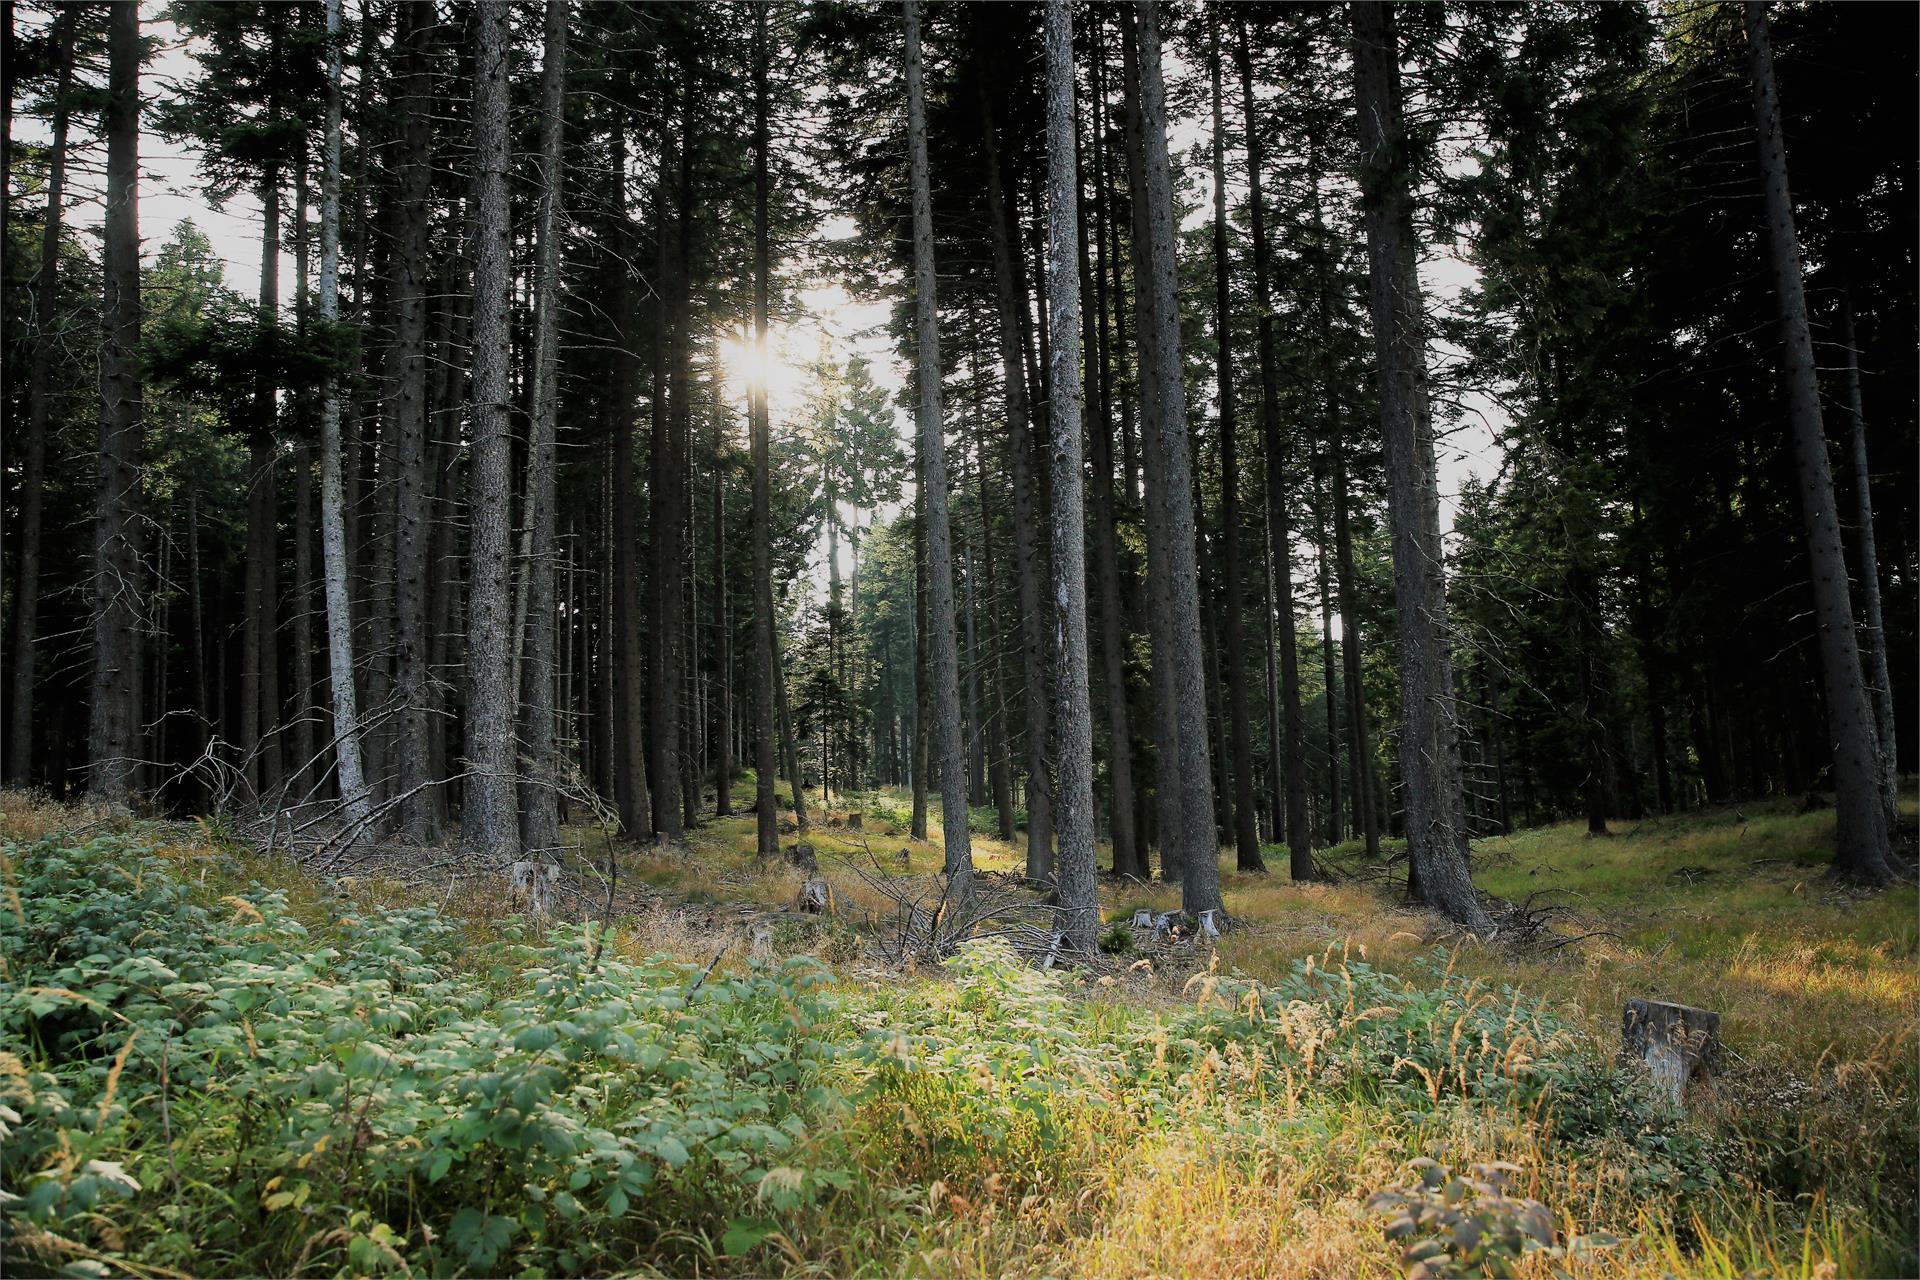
[[1623, 998, 1720, 1109]]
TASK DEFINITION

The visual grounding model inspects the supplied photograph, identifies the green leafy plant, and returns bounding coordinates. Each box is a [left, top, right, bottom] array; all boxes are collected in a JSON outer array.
[[1366, 1158, 1616, 1278], [1, 832, 856, 1277]]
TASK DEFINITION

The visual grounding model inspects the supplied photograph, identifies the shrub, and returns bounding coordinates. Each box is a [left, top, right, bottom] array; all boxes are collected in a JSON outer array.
[[1367, 1158, 1617, 1279], [860, 795, 913, 835], [966, 805, 1027, 836], [1, 833, 853, 1277]]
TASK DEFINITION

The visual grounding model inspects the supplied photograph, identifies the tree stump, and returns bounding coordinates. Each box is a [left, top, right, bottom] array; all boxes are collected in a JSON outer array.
[[1623, 998, 1720, 1109], [798, 877, 833, 915], [785, 843, 817, 874]]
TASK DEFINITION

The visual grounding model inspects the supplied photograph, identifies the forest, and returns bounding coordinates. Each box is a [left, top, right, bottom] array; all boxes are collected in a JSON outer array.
[[1, 1, 1915, 1277]]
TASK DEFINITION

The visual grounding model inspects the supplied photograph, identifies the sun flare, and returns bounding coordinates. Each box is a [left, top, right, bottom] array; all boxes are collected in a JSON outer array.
[[716, 332, 805, 407]]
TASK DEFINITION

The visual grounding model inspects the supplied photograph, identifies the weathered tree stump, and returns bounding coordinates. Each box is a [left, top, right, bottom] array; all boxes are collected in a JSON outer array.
[[798, 877, 833, 915], [785, 842, 817, 873], [508, 859, 559, 916], [1623, 998, 1720, 1109], [846, 813, 862, 831]]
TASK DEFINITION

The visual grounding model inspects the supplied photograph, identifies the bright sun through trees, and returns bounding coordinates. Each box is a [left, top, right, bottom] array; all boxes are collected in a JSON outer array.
[[716, 329, 809, 409], [2, 1, 1914, 1277]]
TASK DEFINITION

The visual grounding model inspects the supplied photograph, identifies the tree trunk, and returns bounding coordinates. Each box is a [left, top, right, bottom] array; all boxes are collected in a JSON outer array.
[[1572, 554, 1611, 835], [910, 477, 930, 841], [1129, 1, 1223, 920], [426, 294, 465, 825], [1044, 0, 1100, 950], [673, 69, 704, 833], [1351, 1, 1488, 927], [595, 455, 615, 801], [1123, 10, 1181, 887], [1317, 464, 1343, 845], [1332, 432, 1379, 856], [649, 84, 686, 840], [827, 457, 842, 803], [962, 537, 984, 799], [386, 0, 439, 841], [317, 0, 373, 837], [979, 85, 1055, 880], [969, 370, 1017, 841], [905, 0, 974, 882], [88, 0, 145, 807], [750, 4, 779, 859], [7, 7, 75, 787], [462, 0, 519, 864], [1081, 18, 1139, 875], [1261, 506, 1284, 843], [712, 401, 734, 818], [1840, 293, 1898, 829], [1744, 3, 1894, 879], [1236, 17, 1311, 881], [285, 151, 320, 802], [241, 168, 284, 802], [774, 626, 808, 829], [608, 112, 654, 841], [517, 0, 568, 860], [1211, 13, 1264, 873]]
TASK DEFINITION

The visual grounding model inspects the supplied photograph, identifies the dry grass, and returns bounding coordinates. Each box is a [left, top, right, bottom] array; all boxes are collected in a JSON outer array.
[[8, 779, 1912, 1278], [650, 782, 1915, 1276]]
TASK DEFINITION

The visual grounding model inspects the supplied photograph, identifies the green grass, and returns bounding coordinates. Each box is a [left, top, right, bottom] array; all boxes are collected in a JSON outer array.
[[2, 785, 1913, 1278]]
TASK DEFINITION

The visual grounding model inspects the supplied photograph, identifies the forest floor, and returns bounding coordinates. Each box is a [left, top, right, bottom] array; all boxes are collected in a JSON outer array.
[[3, 784, 1914, 1278]]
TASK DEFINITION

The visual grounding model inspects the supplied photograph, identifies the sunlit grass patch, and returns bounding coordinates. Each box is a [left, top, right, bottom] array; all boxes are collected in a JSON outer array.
[[4, 787, 1912, 1277]]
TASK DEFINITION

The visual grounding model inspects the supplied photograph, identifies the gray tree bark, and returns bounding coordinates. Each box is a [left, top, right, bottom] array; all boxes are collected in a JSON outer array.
[[461, 0, 519, 864], [388, 0, 438, 841], [318, 0, 372, 836], [1130, 1, 1224, 920], [978, 87, 1055, 881], [1210, 14, 1263, 874], [7, 6, 74, 787], [289, 158, 317, 799], [751, 4, 779, 859], [241, 168, 283, 801], [1121, 11, 1181, 885], [904, 0, 974, 881], [649, 75, 687, 840], [518, 0, 568, 860], [971, 378, 1018, 841], [910, 478, 930, 842], [1332, 419, 1379, 857], [1743, 2, 1894, 881], [1234, 16, 1311, 880], [1839, 295, 1898, 830], [1351, 1, 1489, 928], [774, 626, 808, 830], [1316, 461, 1342, 845], [1080, 19, 1140, 876], [712, 394, 734, 818], [1044, 0, 1100, 952], [607, 112, 654, 841], [88, 0, 144, 806]]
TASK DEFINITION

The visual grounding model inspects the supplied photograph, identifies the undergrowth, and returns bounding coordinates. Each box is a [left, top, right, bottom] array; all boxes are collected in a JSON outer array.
[[1, 803, 1909, 1277]]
